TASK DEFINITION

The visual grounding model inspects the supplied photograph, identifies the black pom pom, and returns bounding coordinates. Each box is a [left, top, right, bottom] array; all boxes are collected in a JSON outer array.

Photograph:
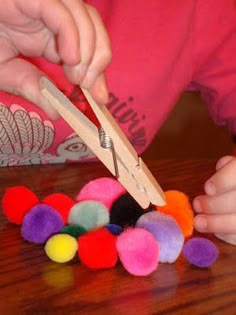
[[110, 193, 153, 228]]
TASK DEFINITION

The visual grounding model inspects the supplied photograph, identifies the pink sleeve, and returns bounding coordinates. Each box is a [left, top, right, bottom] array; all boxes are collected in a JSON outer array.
[[190, 0, 236, 134]]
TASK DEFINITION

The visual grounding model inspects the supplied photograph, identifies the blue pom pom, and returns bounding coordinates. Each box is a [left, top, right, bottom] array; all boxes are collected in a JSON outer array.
[[106, 224, 123, 235]]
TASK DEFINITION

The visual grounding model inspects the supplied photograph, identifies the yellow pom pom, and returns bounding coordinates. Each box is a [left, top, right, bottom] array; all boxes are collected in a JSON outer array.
[[45, 234, 78, 263]]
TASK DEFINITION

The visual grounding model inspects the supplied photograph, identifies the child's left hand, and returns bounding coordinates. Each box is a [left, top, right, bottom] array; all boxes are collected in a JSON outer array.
[[193, 155, 236, 245]]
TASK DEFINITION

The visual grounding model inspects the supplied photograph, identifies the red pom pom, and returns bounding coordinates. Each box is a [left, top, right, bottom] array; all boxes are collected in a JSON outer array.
[[43, 193, 75, 224], [2, 186, 39, 225], [78, 227, 118, 269]]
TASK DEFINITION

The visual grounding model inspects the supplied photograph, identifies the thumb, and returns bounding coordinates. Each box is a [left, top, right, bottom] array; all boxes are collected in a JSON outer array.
[[0, 58, 59, 120]]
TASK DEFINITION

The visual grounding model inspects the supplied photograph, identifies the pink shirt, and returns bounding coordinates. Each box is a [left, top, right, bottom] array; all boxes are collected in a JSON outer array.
[[1, 0, 236, 166]]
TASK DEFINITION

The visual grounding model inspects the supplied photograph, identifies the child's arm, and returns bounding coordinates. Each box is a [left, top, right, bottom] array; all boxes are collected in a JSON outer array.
[[190, 0, 236, 244], [0, 0, 111, 118]]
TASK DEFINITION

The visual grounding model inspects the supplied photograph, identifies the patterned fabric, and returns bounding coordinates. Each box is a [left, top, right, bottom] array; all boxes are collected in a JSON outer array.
[[0, 104, 94, 166]]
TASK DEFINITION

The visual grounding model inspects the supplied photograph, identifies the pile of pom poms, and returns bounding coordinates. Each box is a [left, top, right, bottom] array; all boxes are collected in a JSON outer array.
[[2, 178, 219, 276]]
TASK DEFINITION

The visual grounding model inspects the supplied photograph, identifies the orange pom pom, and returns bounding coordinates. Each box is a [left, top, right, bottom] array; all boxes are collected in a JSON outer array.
[[156, 190, 194, 238]]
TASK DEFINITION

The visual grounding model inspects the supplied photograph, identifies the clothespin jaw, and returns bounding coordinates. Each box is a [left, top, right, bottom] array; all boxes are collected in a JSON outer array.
[[40, 76, 166, 209]]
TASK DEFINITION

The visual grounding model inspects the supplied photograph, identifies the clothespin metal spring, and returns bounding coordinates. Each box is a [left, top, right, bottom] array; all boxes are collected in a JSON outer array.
[[98, 127, 119, 178]]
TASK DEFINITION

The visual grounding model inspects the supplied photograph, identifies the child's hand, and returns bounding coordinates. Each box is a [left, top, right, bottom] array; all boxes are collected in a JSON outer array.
[[193, 156, 236, 245], [0, 0, 111, 118]]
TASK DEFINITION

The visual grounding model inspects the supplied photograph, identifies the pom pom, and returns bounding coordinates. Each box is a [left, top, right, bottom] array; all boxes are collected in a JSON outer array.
[[78, 227, 118, 269], [21, 204, 64, 244], [116, 228, 159, 276], [68, 201, 109, 231], [43, 193, 75, 224], [76, 177, 126, 210], [106, 224, 123, 235], [45, 234, 78, 263], [156, 190, 194, 238], [110, 193, 148, 228], [136, 211, 184, 263], [183, 237, 219, 268], [2, 186, 39, 225], [61, 225, 87, 238]]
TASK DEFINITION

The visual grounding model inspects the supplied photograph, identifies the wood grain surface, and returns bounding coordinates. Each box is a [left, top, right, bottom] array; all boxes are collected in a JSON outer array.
[[0, 160, 235, 315]]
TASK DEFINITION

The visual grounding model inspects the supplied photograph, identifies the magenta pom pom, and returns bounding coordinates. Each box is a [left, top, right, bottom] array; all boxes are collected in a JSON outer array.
[[76, 177, 126, 210], [183, 237, 219, 268], [21, 204, 64, 244], [116, 228, 159, 276]]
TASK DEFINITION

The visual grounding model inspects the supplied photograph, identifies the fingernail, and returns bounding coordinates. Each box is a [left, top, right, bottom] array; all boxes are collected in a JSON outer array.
[[215, 233, 236, 245], [81, 69, 97, 89], [97, 78, 109, 104], [73, 63, 88, 84], [40, 95, 60, 120], [205, 181, 216, 196], [193, 198, 202, 213], [194, 215, 207, 232]]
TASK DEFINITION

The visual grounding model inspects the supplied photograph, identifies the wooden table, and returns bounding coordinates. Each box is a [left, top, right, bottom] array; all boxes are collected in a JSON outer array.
[[0, 160, 235, 315]]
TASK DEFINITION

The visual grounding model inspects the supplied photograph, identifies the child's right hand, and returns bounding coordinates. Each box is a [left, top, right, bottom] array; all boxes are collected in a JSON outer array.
[[0, 0, 111, 119]]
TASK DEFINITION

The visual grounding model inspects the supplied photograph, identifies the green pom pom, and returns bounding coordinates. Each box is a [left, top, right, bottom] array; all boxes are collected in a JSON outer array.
[[61, 225, 87, 238], [68, 201, 109, 231]]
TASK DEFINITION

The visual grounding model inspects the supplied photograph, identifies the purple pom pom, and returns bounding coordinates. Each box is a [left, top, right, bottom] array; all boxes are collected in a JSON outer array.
[[183, 237, 219, 268], [136, 211, 184, 263], [21, 204, 64, 244]]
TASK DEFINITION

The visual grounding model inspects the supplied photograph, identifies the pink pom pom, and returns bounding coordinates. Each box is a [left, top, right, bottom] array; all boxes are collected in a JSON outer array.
[[76, 177, 126, 210], [116, 228, 159, 276]]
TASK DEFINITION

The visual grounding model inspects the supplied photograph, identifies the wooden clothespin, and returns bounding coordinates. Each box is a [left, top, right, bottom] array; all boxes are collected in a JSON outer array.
[[40, 77, 166, 209]]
